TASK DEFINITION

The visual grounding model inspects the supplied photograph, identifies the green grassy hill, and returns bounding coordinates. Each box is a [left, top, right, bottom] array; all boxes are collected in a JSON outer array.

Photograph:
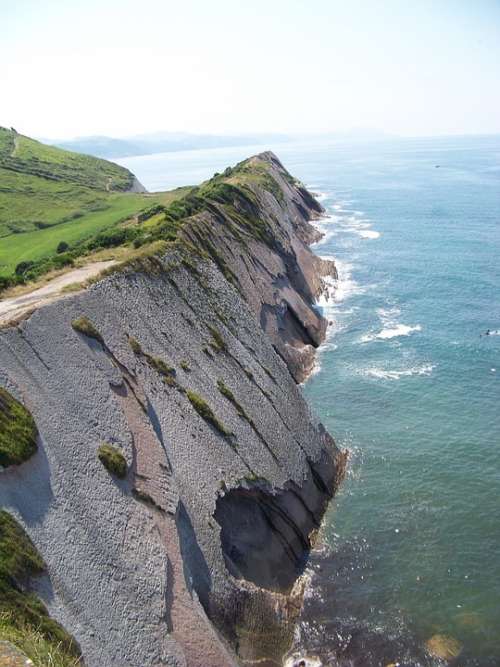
[[0, 127, 139, 239], [0, 127, 133, 191], [0, 128, 191, 285]]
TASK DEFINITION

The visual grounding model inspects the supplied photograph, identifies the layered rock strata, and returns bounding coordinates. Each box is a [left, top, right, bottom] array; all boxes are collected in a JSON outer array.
[[0, 153, 345, 666]]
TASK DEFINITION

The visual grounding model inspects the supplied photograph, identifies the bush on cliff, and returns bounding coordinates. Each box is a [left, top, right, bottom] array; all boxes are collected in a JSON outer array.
[[208, 326, 227, 352], [216, 379, 248, 420], [145, 355, 178, 387], [71, 316, 103, 343], [128, 336, 142, 355], [0, 388, 38, 468], [186, 390, 230, 436], [97, 443, 127, 479]]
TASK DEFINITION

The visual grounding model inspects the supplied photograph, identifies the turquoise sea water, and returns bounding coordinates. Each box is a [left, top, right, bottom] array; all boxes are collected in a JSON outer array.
[[118, 136, 500, 665]]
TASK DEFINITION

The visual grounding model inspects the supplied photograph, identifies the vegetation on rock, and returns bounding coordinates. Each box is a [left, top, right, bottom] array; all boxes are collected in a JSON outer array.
[[71, 316, 103, 343], [145, 355, 178, 387], [216, 379, 248, 420], [97, 443, 127, 479], [186, 390, 230, 436], [208, 326, 227, 352], [128, 336, 142, 355], [0, 388, 38, 468], [0, 511, 80, 664]]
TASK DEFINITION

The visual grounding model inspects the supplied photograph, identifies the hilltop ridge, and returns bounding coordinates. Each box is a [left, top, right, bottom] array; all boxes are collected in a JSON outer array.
[[0, 126, 138, 192]]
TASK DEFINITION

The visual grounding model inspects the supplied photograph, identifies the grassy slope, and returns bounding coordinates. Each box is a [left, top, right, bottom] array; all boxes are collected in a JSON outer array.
[[0, 128, 191, 280], [0, 510, 80, 666], [0, 193, 151, 276], [0, 127, 132, 191], [0, 387, 38, 467]]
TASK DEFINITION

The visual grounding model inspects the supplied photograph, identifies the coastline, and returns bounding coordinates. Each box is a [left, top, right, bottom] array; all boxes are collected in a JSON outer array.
[[0, 154, 347, 667]]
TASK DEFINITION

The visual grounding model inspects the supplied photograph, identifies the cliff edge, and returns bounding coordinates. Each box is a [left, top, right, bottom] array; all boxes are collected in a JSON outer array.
[[0, 152, 345, 666]]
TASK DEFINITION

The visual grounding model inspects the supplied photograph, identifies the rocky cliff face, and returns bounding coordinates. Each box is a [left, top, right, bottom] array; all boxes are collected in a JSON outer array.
[[0, 153, 345, 667], [179, 152, 337, 383]]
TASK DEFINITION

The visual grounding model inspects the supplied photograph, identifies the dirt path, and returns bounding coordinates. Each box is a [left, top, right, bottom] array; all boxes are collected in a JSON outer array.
[[10, 132, 20, 157], [0, 261, 116, 326]]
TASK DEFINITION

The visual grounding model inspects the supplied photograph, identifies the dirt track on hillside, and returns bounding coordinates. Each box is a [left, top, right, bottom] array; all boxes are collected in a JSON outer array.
[[0, 261, 116, 326]]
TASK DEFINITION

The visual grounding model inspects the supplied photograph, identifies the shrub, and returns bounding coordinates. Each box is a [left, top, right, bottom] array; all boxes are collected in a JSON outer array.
[[14, 261, 34, 276], [186, 390, 230, 436], [208, 326, 226, 352], [0, 614, 80, 667], [180, 360, 190, 371], [145, 355, 180, 388], [71, 316, 103, 343], [56, 241, 69, 254], [0, 276, 15, 293], [146, 355, 175, 377], [128, 336, 142, 355], [97, 443, 127, 479], [0, 388, 38, 468], [216, 379, 248, 420]]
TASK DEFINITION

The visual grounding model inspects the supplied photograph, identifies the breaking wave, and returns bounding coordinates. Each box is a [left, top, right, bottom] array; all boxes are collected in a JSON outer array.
[[363, 364, 435, 380], [358, 229, 380, 239], [360, 323, 422, 343]]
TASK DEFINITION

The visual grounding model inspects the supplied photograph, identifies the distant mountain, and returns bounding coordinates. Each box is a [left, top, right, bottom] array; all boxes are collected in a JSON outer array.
[[53, 136, 142, 159], [53, 132, 291, 159]]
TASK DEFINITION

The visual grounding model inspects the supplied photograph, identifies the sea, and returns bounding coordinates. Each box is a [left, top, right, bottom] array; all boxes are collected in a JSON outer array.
[[117, 134, 500, 666]]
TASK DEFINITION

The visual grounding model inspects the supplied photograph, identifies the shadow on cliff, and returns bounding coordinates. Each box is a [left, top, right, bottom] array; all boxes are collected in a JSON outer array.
[[176, 501, 212, 608], [214, 452, 339, 593], [0, 433, 54, 525]]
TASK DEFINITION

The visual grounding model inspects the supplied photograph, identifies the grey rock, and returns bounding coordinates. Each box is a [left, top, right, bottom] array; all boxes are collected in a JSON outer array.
[[0, 152, 345, 667]]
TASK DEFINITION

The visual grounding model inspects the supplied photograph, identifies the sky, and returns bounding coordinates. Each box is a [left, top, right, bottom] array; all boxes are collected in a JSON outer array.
[[2, 0, 500, 140]]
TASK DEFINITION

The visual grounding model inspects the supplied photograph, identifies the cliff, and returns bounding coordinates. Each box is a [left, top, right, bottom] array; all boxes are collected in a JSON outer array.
[[0, 152, 345, 667]]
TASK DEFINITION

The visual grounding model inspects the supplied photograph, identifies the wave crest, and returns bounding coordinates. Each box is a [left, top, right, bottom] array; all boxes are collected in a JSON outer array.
[[361, 324, 421, 343], [363, 364, 435, 380]]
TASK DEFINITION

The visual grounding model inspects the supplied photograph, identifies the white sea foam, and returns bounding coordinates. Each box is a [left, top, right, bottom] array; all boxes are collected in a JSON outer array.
[[326, 209, 380, 240], [360, 324, 422, 343], [358, 229, 380, 239], [363, 364, 435, 380], [377, 306, 401, 319], [311, 214, 340, 247], [318, 259, 364, 307]]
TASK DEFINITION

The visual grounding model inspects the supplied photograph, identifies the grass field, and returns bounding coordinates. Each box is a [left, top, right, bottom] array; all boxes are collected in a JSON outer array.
[[0, 167, 111, 237], [0, 193, 153, 276]]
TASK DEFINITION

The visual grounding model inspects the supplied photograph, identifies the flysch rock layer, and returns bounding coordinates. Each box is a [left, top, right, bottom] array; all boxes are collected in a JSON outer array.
[[0, 152, 345, 667]]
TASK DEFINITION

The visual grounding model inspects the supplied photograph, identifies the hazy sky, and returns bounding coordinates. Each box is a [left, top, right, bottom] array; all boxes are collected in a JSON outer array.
[[2, 0, 500, 139]]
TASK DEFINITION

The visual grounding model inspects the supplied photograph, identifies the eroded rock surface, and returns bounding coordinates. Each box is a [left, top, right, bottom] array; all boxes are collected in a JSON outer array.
[[0, 153, 344, 666]]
